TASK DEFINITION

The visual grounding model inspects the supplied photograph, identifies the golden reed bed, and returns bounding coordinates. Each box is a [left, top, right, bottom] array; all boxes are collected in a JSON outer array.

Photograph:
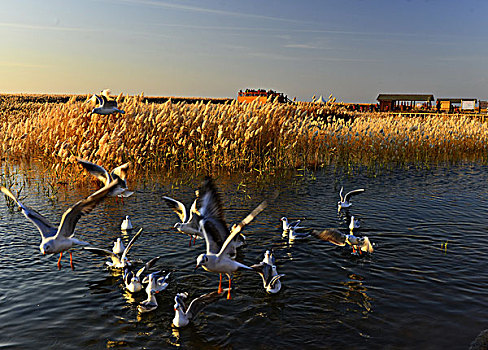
[[1, 93, 488, 184]]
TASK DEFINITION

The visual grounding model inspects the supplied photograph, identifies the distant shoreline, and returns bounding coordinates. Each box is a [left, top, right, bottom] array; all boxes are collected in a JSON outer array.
[[0, 93, 233, 105]]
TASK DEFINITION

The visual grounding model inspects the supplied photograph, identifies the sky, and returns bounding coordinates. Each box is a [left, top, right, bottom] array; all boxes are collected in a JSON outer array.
[[1, 0, 487, 102]]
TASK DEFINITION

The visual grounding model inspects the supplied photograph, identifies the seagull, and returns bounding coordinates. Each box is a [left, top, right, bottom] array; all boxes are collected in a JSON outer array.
[[138, 289, 158, 313], [124, 256, 160, 293], [251, 259, 284, 294], [172, 290, 228, 328], [91, 92, 125, 115], [138, 271, 170, 313], [121, 215, 133, 231], [77, 158, 133, 202], [194, 177, 268, 299], [287, 226, 310, 243], [338, 187, 364, 211], [83, 228, 143, 268], [349, 215, 360, 231], [262, 250, 275, 265], [310, 228, 374, 255], [112, 237, 125, 255], [162, 196, 202, 246], [142, 271, 171, 293], [280, 217, 304, 232], [0, 179, 120, 270]]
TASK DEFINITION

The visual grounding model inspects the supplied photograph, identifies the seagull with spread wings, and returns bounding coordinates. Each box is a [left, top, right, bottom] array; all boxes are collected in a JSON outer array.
[[172, 289, 228, 328], [0, 179, 120, 269]]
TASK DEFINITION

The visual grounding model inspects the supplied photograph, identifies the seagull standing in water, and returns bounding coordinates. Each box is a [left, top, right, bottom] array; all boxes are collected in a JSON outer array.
[[91, 90, 125, 115], [162, 195, 202, 246], [0, 179, 120, 269], [172, 290, 228, 328], [338, 187, 364, 211], [194, 177, 268, 299], [77, 159, 133, 202]]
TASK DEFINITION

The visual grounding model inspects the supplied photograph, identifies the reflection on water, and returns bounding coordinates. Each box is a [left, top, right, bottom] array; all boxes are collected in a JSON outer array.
[[2, 163, 488, 348]]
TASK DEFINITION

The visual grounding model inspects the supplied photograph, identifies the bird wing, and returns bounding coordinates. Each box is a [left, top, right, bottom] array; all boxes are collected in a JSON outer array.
[[175, 293, 188, 313], [218, 199, 268, 257], [55, 178, 120, 238], [1, 186, 57, 239], [196, 177, 226, 224], [110, 162, 130, 182], [310, 228, 346, 246], [269, 274, 285, 287], [83, 246, 117, 259], [77, 158, 110, 186], [186, 289, 227, 320], [136, 256, 161, 278], [94, 94, 103, 106], [339, 186, 344, 202], [344, 188, 365, 202], [162, 196, 188, 223], [251, 261, 271, 282], [199, 218, 226, 254], [121, 228, 143, 260]]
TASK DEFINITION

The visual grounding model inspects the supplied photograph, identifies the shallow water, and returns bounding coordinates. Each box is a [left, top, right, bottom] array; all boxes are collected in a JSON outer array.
[[1, 163, 488, 349]]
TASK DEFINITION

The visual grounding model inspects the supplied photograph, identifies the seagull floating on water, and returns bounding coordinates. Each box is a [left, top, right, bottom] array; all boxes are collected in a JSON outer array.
[[142, 271, 171, 293], [349, 215, 360, 232], [77, 158, 133, 202], [280, 217, 304, 232], [84, 228, 143, 269], [310, 228, 374, 255], [287, 226, 310, 243], [137, 271, 170, 313], [194, 177, 268, 299], [162, 195, 202, 246], [91, 91, 125, 115], [121, 215, 133, 231], [338, 187, 364, 211], [172, 290, 228, 328], [124, 256, 160, 293], [0, 180, 119, 269], [252, 252, 285, 294]]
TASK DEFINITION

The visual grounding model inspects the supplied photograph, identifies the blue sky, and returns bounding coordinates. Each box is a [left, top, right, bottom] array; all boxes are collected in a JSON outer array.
[[1, 0, 487, 102]]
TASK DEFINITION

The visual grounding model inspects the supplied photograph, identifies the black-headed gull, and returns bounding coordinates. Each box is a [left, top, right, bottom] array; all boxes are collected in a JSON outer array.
[[77, 158, 133, 201], [162, 196, 202, 246], [142, 271, 171, 293], [251, 261, 284, 294], [121, 215, 133, 231], [91, 92, 125, 115], [194, 177, 268, 299], [0, 179, 119, 269], [338, 187, 364, 211], [84, 228, 143, 268], [124, 256, 160, 293], [262, 250, 275, 265], [280, 217, 303, 232], [138, 271, 170, 313], [172, 290, 228, 328], [349, 215, 360, 231], [311, 228, 374, 255], [287, 226, 310, 243]]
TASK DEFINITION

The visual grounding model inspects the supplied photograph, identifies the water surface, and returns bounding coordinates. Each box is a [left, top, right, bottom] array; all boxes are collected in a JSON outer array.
[[1, 163, 488, 349]]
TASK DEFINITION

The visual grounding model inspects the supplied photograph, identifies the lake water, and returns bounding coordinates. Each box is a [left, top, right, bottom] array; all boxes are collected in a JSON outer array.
[[1, 163, 488, 349]]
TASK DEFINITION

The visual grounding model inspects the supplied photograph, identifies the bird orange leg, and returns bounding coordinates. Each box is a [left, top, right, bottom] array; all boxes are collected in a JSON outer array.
[[218, 273, 223, 293], [69, 252, 74, 270], [57, 252, 63, 269], [227, 276, 232, 300], [188, 236, 193, 247], [193, 235, 196, 245]]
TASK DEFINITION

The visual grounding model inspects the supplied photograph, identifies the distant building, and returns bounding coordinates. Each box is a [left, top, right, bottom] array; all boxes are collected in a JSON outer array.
[[376, 94, 434, 112], [436, 98, 477, 112]]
